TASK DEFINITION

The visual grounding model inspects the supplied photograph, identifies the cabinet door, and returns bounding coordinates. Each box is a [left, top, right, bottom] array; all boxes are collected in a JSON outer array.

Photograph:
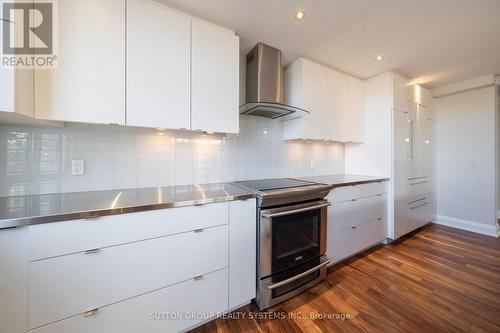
[[393, 109, 411, 239], [0, 68, 14, 113], [327, 68, 348, 141], [191, 20, 239, 133], [28, 225, 228, 329], [31, 269, 228, 333], [346, 76, 365, 143], [301, 59, 330, 140], [422, 108, 436, 221], [126, 0, 190, 129], [0, 227, 27, 333], [229, 199, 256, 309], [35, 0, 125, 124]]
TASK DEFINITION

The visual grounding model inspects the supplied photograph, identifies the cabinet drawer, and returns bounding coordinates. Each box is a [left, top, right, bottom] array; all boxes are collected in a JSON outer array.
[[329, 181, 387, 203], [30, 268, 228, 333], [407, 177, 431, 202], [350, 217, 386, 255], [28, 225, 228, 329], [329, 193, 386, 231], [28, 202, 229, 261], [328, 217, 386, 263]]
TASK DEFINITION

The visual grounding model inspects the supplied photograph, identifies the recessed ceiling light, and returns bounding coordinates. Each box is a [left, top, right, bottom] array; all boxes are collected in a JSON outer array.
[[375, 55, 384, 61], [295, 11, 305, 20]]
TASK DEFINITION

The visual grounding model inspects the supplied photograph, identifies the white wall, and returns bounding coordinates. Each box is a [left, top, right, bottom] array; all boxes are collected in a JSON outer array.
[[0, 117, 345, 197], [434, 86, 498, 235]]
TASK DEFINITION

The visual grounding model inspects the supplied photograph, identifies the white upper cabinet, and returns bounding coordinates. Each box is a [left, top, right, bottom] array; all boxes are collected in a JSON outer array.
[[0, 68, 16, 113], [346, 76, 365, 143], [126, 0, 190, 130], [191, 20, 239, 133], [0, 69, 34, 118], [0, 0, 34, 125], [28, 0, 240, 132], [283, 58, 329, 140], [35, 0, 126, 125], [283, 58, 365, 142]]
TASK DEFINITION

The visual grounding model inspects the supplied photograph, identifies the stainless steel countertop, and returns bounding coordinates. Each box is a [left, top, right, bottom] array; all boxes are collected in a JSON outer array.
[[0, 175, 388, 229], [297, 174, 389, 188], [0, 183, 256, 229]]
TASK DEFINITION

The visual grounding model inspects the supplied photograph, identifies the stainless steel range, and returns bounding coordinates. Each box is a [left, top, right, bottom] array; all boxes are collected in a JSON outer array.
[[232, 178, 333, 309]]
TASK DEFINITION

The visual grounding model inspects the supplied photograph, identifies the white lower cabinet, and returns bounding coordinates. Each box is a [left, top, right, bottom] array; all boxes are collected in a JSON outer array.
[[28, 225, 229, 329], [0, 227, 28, 333], [228, 200, 256, 309], [0, 199, 258, 333], [28, 202, 229, 261], [30, 269, 229, 333], [327, 182, 388, 263]]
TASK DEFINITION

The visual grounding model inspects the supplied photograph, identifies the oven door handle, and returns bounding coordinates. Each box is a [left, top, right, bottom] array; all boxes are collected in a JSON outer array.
[[262, 202, 331, 218], [262, 260, 330, 290]]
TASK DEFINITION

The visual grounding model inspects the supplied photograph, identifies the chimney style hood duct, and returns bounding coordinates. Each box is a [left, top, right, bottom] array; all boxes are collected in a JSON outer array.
[[239, 43, 309, 119]]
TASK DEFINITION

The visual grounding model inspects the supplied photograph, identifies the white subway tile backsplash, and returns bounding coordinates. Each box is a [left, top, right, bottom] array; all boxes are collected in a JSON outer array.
[[0, 116, 345, 196]]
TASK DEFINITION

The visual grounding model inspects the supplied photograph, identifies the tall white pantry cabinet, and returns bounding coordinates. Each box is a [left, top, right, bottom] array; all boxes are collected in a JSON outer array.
[[345, 72, 437, 239]]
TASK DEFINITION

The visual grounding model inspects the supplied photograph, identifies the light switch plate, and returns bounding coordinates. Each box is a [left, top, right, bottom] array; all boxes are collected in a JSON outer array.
[[71, 160, 85, 175]]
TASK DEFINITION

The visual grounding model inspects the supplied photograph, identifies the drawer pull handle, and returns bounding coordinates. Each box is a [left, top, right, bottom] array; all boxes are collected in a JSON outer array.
[[194, 275, 203, 281], [408, 197, 426, 205], [85, 214, 101, 220], [410, 202, 428, 210], [84, 249, 100, 255], [410, 180, 428, 185], [194, 229, 204, 233], [84, 309, 99, 317], [351, 199, 357, 202], [351, 226, 358, 229], [377, 217, 382, 221]]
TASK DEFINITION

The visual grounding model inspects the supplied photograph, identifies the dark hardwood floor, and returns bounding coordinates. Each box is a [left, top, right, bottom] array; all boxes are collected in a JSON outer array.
[[189, 224, 500, 333]]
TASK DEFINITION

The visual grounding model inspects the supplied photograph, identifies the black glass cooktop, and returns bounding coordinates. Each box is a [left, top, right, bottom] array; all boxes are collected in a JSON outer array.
[[233, 178, 318, 192]]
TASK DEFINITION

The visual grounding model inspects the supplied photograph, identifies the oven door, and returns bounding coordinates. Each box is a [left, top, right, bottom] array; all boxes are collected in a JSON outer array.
[[259, 200, 329, 278]]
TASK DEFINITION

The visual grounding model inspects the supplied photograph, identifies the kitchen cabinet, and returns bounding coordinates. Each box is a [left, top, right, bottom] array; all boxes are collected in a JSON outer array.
[[31, 0, 239, 133], [283, 58, 329, 140], [0, 0, 59, 127], [28, 225, 228, 329], [346, 77, 365, 143], [327, 182, 388, 263], [31, 269, 229, 333], [2, 199, 256, 332], [0, 69, 33, 118], [126, 0, 190, 130], [0, 227, 28, 333], [345, 72, 436, 240], [191, 19, 240, 133], [35, 0, 126, 125], [229, 199, 256, 309], [283, 58, 365, 142], [0, 0, 33, 119], [328, 67, 348, 141]]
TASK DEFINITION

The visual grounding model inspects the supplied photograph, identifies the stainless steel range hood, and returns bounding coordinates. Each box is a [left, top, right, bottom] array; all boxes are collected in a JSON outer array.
[[239, 43, 309, 119]]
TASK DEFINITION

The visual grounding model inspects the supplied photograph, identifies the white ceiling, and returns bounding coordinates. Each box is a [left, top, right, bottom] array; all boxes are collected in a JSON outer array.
[[159, 0, 500, 88]]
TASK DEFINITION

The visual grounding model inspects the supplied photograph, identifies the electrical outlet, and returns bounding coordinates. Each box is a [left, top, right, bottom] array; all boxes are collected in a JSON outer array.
[[310, 159, 315, 169], [71, 159, 85, 176]]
